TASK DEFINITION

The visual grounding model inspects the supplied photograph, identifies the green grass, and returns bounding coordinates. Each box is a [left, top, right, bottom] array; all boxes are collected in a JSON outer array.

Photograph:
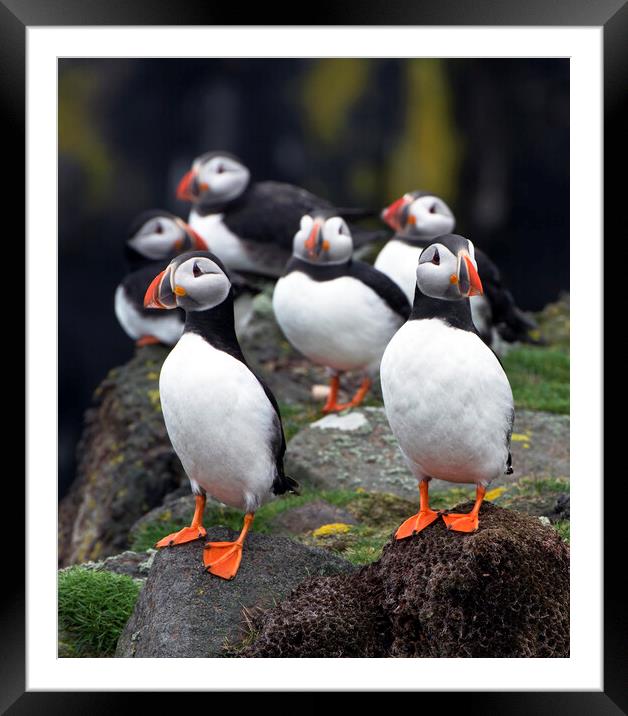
[[58, 567, 141, 657], [553, 520, 570, 544], [502, 346, 569, 414], [130, 487, 364, 552], [278, 401, 320, 441]]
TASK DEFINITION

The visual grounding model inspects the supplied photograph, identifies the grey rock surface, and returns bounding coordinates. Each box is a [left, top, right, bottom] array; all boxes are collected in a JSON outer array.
[[115, 527, 354, 658], [269, 500, 358, 535], [286, 407, 569, 499], [77, 549, 156, 581]]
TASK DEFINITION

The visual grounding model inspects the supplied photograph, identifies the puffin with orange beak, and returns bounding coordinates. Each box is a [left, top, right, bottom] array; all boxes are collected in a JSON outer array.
[[380, 234, 515, 536], [273, 211, 410, 413], [376, 190, 539, 349], [114, 210, 207, 347], [176, 151, 381, 278], [143, 250, 298, 580]]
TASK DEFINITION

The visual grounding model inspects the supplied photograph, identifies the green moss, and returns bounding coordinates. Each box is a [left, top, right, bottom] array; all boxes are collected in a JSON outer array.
[[58, 567, 141, 657], [279, 401, 320, 442], [502, 346, 569, 414], [553, 520, 570, 544]]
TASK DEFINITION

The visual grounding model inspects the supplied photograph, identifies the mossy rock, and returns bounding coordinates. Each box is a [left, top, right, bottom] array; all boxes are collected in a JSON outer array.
[[242, 503, 570, 658], [59, 344, 186, 567]]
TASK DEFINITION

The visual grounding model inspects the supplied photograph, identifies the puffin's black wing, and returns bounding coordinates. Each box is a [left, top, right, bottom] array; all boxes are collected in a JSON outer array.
[[505, 406, 515, 475], [224, 181, 333, 250], [475, 249, 539, 344], [348, 260, 411, 320], [256, 375, 299, 496]]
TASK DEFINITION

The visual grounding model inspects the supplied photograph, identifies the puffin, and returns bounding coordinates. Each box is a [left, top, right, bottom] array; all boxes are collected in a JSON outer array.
[[272, 211, 411, 413], [380, 234, 514, 536], [143, 250, 298, 580], [176, 151, 382, 278], [114, 210, 207, 347], [376, 190, 538, 347]]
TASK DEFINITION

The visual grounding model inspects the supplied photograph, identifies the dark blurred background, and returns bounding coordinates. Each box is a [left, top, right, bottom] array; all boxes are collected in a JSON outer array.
[[59, 58, 569, 498]]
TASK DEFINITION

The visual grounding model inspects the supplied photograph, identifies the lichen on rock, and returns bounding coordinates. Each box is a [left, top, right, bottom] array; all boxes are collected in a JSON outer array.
[[59, 344, 186, 567]]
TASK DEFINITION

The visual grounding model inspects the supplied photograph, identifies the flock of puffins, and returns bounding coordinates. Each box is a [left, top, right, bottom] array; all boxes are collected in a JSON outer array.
[[114, 151, 534, 580]]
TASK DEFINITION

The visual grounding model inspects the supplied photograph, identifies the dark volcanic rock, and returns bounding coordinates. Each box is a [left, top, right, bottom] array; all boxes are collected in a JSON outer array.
[[286, 408, 569, 499], [242, 503, 570, 658], [59, 345, 186, 567], [115, 527, 354, 658]]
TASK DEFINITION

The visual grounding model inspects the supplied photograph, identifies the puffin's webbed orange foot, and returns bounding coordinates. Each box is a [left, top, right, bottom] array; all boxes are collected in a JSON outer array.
[[442, 512, 479, 533], [155, 524, 207, 548], [395, 509, 439, 540], [203, 541, 243, 580]]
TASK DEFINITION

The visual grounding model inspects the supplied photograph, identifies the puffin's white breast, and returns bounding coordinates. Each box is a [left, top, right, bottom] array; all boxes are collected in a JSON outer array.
[[159, 332, 278, 511], [114, 285, 183, 345], [273, 270, 404, 373], [380, 318, 513, 486], [188, 210, 260, 274]]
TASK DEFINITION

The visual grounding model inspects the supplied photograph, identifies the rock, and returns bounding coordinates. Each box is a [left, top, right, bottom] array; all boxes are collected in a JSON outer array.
[[115, 528, 354, 657], [286, 407, 569, 499], [544, 493, 570, 523], [242, 503, 570, 658], [77, 549, 157, 581], [58, 345, 186, 567], [270, 500, 358, 535]]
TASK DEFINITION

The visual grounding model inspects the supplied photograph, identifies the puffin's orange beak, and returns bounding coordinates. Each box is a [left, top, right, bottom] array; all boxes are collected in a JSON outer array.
[[304, 220, 322, 258], [381, 196, 411, 232], [461, 254, 483, 297], [176, 169, 198, 202], [144, 267, 177, 309]]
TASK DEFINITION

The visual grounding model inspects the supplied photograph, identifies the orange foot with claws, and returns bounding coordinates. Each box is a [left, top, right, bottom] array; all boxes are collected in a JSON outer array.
[[155, 495, 206, 548]]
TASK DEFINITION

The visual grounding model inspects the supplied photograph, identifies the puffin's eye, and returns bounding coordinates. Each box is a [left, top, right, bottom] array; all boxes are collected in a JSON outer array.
[[432, 248, 440, 265], [429, 205, 437, 214], [155, 223, 163, 234], [193, 261, 204, 278], [216, 164, 225, 174]]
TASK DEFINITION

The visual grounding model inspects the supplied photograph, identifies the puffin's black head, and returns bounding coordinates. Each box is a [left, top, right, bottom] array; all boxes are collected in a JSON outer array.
[[292, 213, 353, 265], [176, 151, 250, 206], [416, 234, 483, 301], [381, 190, 455, 238], [126, 210, 207, 260], [144, 250, 232, 313]]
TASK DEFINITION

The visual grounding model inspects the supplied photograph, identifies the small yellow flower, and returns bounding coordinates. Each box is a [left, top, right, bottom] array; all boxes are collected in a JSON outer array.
[[312, 523, 351, 538], [511, 433, 531, 442], [485, 486, 506, 501]]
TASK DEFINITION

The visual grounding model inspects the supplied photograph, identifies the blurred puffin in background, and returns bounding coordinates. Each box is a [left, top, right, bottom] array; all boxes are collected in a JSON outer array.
[[176, 151, 383, 278], [144, 250, 298, 580], [115, 210, 207, 347], [273, 211, 410, 413], [380, 234, 514, 537], [376, 190, 539, 348]]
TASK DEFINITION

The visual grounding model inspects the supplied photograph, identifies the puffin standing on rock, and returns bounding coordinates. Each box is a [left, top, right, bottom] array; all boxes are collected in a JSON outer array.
[[380, 234, 514, 536], [273, 212, 410, 413], [376, 190, 538, 347], [115, 210, 207, 346], [176, 151, 381, 278], [144, 250, 298, 580]]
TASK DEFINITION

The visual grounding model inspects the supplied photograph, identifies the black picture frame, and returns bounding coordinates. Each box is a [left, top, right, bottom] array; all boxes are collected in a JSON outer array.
[[8, 0, 620, 709]]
